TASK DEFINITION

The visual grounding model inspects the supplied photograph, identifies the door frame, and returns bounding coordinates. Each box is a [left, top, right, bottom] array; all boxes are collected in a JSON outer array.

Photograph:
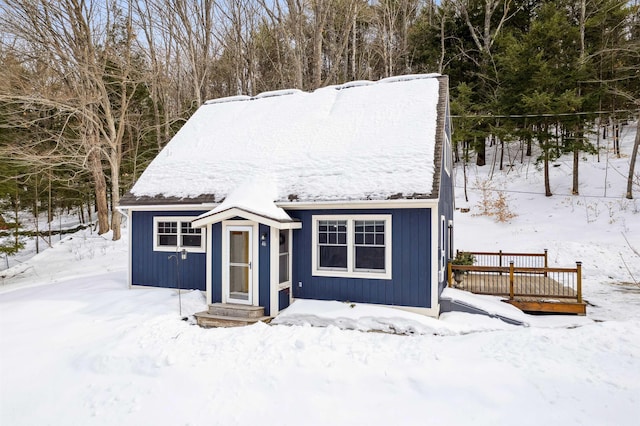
[[221, 220, 259, 305]]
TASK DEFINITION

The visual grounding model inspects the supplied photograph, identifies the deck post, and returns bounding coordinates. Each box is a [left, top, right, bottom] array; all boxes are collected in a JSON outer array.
[[576, 261, 582, 303], [544, 249, 548, 277], [509, 261, 515, 300], [499, 250, 503, 275], [448, 262, 452, 287]]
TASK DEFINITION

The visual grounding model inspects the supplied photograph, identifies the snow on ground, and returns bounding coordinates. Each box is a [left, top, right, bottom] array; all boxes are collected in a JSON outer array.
[[454, 121, 640, 322], [0, 210, 96, 271], [1, 122, 639, 425], [0, 228, 123, 291]]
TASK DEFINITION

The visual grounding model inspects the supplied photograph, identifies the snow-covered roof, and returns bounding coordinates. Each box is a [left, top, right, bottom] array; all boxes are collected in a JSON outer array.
[[126, 74, 447, 204]]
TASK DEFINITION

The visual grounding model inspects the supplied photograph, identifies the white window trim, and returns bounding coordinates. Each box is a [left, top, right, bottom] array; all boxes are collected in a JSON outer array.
[[444, 134, 452, 176], [153, 216, 206, 253], [312, 214, 392, 280]]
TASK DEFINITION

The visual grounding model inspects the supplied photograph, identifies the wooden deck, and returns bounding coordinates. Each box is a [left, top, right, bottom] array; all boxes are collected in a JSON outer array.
[[452, 272, 586, 314], [449, 251, 586, 315]]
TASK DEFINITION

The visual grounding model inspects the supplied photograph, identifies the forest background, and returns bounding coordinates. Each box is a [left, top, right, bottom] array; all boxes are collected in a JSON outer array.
[[0, 0, 638, 251]]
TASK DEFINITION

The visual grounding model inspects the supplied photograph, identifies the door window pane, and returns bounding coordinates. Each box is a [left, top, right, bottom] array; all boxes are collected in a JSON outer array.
[[229, 231, 249, 263], [229, 265, 249, 297]]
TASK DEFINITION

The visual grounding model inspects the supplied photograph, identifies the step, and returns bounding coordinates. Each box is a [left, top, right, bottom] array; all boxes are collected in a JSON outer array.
[[207, 303, 265, 318], [194, 311, 271, 328]]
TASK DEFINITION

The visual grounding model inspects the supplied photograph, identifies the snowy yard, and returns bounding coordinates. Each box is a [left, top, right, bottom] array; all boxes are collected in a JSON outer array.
[[1, 123, 639, 425]]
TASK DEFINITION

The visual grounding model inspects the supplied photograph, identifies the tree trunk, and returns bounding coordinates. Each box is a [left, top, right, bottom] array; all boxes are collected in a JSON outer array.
[[499, 136, 504, 171], [110, 150, 122, 241], [626, 127, 639, 199], [13, 182, 19, 248], [34, 175, 39, 254], [476, 136, 486, 166], [572, 143, 579, 195], [89, 149, 109, 235], [543, 124, 552, 197], [544, 148, 552, 197], [614, 122, 620, 157]]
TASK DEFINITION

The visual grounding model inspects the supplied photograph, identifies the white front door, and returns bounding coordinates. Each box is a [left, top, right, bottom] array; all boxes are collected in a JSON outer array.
[[226, 226, 253, 304]]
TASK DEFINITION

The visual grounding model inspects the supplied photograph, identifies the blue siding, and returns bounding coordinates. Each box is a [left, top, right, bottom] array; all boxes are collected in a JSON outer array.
[[279, 288, 291, 310], [131, 210, 207, 291], [258, 224, 271, 315], [211, 223, 222, 303], [438, 107, 455, 295], [288, 208, 432, 308]]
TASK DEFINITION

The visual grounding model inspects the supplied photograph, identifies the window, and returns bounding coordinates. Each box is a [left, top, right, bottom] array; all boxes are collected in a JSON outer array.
[[318, 220, 347, 270], [448, 220, 454, 259], [312, 215, 391, 279], [279, 229, 290, 284], [444, 134, 452, 176], [153, 216, 205, 252]]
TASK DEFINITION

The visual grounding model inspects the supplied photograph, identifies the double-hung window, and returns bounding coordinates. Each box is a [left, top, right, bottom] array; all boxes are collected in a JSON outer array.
[[153, 216, 206, 252], [312, 215, 391, 279]]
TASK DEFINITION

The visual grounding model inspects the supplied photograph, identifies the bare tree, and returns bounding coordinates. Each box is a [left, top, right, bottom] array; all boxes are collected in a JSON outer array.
[[0, 0, 140, 240], [369, 0, 420, 78], [627, 125, 640, 199]]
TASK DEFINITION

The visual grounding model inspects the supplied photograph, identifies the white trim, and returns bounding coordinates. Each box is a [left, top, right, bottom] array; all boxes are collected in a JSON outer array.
[[430, 210, 441, 316], [205, 223, 212, 305], [122, 198, 439, 212], [224, 224, 253, 305], [269, 227, 279, 316], [278, 199, 439, 210], [192, 207, 301, 230], [252, 225, 260, 306], [221, 220, 259, 306], [152, 216, 206, 253], [311, 214, 392, 280], [270, 227, 293, 315]]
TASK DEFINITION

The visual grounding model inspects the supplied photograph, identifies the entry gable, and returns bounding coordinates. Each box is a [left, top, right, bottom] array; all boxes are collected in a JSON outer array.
[[192, 206, 301, 230], [192, 177, 301, 229]]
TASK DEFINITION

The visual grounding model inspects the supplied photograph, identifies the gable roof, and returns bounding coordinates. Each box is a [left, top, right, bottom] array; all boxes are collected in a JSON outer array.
[[122, 74, 449, 207]]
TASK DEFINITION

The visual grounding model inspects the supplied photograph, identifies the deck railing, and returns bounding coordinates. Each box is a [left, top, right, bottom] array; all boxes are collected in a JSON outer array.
[[468, 249, 548, 270], [448, 250, 582, 304]]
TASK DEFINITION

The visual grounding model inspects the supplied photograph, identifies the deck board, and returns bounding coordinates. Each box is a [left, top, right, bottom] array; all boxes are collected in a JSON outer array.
[[452, 272, 585, 314], [454, 273, 575, 297]]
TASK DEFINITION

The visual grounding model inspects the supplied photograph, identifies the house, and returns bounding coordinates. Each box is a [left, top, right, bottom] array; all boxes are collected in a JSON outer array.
[[119, 74, 454, 322]]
